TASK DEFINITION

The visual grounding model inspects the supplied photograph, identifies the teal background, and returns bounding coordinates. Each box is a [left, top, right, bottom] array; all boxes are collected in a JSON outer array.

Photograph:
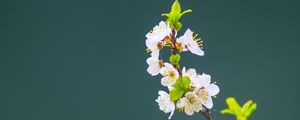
[[0, 0, 299, 120]]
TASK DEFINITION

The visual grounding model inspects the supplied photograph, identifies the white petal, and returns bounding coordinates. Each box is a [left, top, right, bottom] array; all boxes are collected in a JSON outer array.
[[188, 46, 204, 56], [147, 65, 160, 76], [182, 67, 187, 76], [146, 57, 161, 76], [164, 63, 174, 69], [203, 96, 213, 109], [158, 90, 168, 96], [168, 110, 174, 119], [206, 84, 220, 96], [199, 73, 211, 86], [151, 50, 160, 59], [160, 67, 168, 76], [161, 77, 175, 87], [185, 108, 194, 116], [168, 86, 174, 91], [176, 99, 185, 108]]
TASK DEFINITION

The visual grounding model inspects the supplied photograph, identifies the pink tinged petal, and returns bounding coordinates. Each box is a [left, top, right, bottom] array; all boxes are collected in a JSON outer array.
[[206, 84, 220, 96], [203, 96, 213, 109]]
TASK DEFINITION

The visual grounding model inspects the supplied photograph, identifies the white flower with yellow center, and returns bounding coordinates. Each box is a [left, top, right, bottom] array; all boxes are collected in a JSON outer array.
[[193, 73, 220, 109], [160, 63, 179, 87], [146, 21, 172, 58], [177, 29, 204, 56], [176, 92, 203, 115], [146, 56, 164, 76], [156, 91, 175, 119]]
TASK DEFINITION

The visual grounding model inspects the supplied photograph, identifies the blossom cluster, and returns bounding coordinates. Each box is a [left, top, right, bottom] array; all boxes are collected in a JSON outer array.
[[145, 21, 220, 119]]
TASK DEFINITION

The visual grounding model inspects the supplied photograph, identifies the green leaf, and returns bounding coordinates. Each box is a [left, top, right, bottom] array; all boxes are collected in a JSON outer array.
[[169, 54, 181, 64], [173, 76, 190, 90], [170, 76, 192, 101], [162, 0, 192, 31], [181, 76, 191, 89], [171, 0, 181, 15], [180, 9, 192, 17], [221, 109, 235, 115], [170, 88, 184, 101], [226, 97, 242, 115], [221, 97, 257, 120], [244, 102, 257, 117]]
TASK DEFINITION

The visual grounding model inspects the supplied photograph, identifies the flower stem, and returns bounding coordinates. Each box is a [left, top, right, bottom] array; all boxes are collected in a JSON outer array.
[[170, 29, 181, 76], [200, 108, 212, 120]]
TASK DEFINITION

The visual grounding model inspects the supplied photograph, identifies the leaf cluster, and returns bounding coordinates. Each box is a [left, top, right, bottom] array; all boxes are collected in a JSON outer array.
[[170, 76, 192, 101], [162, 0, 192, 31], [221, 97, 257, 120]]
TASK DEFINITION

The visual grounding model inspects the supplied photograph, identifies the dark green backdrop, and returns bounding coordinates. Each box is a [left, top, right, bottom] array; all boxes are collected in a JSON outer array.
[[1, 0, 299, 120]]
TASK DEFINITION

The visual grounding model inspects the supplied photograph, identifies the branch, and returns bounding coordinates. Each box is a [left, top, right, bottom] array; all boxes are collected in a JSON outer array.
[[200, 109, 212, 120]]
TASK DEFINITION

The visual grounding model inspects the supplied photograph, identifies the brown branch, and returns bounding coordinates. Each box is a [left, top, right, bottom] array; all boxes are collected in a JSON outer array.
[[169, 29, 181, 76], [200, 108, 212, 120]]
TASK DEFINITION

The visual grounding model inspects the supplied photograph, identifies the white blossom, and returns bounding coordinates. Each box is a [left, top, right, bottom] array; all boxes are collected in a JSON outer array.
[[156, 91, 175, 119], [146, 21, 172, 58], [193, 73, 220, 109], [176, 92, 203, 115], [177, 29, 204, 56], [160, 63, 179, 87], [146, 56, 163, 76]]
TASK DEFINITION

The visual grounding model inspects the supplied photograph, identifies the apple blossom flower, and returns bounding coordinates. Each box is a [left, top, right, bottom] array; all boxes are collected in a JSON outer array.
[[156, 91, 175, 119], [176, 92, 203, 115], [193, 73, 220, 109], [160, 63, 179, 87], [146, 56, 163, 76], [146, 21, 172, 58], [177, 29, 204, 56]]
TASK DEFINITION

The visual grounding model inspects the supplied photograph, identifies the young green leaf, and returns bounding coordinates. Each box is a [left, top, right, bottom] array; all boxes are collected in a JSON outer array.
[[169, 54, 181, 64], [170, 88, 185, 101], [221, 97, 257, 120], [170, 76, 192, 101], [162, 0, 192, 31]]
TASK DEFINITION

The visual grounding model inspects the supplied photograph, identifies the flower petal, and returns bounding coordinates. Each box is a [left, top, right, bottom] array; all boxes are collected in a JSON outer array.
[[185, 108, 194, 116], [146, 57, 160, 76], [199, 73, 211, 86], [206, 84, 220, 96], [188, 46, 204, 56], [203, 96, 213, 109]]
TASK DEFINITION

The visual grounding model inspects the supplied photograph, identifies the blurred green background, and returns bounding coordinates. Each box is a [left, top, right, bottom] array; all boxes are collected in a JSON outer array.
[[0, 0, 299, 120]]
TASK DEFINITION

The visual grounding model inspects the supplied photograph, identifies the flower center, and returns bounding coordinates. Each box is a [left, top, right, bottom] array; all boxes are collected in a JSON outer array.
[[187, 95, 197, 103], [157, 42, 163, 49], [197, 89, 209, 101], [159, 59, 164, 68], [169, 71, 176, 79]]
